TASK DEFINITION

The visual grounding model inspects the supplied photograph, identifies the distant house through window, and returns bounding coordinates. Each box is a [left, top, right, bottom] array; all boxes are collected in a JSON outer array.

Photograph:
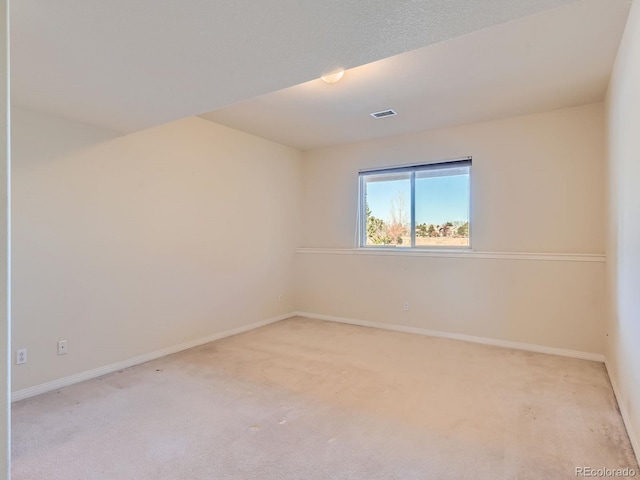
[[359, 158, 471, 248]]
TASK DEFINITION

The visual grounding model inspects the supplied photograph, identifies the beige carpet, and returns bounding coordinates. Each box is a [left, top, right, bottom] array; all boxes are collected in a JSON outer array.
[[12, 317, 638, 479]]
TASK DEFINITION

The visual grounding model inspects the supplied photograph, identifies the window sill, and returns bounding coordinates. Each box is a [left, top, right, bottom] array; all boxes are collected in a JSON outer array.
[[295, 247, 605, 262]]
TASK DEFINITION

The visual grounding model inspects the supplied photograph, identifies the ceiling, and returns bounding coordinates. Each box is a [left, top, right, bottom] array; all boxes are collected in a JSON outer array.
[[201, 0, 631, 150], [11, 0, 586, 133]]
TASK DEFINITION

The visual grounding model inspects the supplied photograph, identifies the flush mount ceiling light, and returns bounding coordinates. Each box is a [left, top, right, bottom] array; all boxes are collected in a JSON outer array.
[[320, 68, 345, 84]]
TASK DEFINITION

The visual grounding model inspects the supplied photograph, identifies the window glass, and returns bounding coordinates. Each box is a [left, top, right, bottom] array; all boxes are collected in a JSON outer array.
[[360, 160, 471, 248], [415, 167, 470, 247], [363, 172, 411, 247]]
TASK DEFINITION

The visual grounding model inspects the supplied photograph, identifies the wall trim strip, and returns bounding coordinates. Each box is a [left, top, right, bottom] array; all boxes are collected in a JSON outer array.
[[295, 311, 605, 362], [296, 248, 605, 262], [11, 312, 297, 403]]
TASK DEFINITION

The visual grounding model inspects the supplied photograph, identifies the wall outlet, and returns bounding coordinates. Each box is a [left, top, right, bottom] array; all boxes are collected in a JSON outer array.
[[403, 302, 409, 311], [278, 293, 283, 303], [57, 340, 68, 355], [16, 348, 27, 365]]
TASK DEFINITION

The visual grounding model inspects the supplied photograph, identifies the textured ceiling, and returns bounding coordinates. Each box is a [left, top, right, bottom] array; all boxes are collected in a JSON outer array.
[[200, 0, 631, 150], [12, 0, 582, 133]]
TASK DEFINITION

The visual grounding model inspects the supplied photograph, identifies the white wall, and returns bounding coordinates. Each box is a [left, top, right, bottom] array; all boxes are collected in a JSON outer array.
[[605, 0, 640, 459], [301, 103, 604, 252], [0, 0, 9, 474], [12, 108, 301, 392], [12, 99, 609, 397], [297, 104, 606, 355]]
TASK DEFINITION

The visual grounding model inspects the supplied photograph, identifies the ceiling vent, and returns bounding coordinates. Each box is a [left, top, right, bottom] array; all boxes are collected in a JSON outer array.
[[370, 109, 397, 119]]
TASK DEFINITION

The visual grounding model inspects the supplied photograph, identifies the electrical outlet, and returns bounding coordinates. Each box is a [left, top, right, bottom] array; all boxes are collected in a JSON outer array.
[[16, 348, 27, 365], [403, 302, 409, 311], [58, 340, 68, 355], [278, 293, 283, 303]]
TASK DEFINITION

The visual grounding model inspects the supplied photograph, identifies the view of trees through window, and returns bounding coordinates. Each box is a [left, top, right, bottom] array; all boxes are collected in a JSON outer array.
[[361, 162, 470, 248]]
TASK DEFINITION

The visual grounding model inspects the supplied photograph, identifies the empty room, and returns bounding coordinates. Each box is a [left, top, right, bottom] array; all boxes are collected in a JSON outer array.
[[0, 0, 639, 478]]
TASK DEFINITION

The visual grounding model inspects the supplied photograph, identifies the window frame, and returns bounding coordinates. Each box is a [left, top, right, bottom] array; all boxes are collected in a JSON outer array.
[[358, 158, 472, 250]]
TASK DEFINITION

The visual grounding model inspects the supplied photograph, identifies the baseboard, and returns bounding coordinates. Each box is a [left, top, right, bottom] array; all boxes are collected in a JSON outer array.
[[294, 311, 605, 363], [12, 310, 605, 402], [12, 312, 296, 403], [604, 359, 640, 466]]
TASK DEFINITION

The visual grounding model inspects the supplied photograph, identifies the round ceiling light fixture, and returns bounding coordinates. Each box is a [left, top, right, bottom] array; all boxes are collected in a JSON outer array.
[[320, 68, 345, 84]]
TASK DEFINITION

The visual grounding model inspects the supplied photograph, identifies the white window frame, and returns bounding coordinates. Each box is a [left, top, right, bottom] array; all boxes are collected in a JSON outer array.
[[358, 157, 472, 250]]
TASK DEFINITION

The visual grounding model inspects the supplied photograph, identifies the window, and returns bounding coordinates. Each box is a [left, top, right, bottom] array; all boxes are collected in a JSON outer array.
[[359, 159, 471, 248]]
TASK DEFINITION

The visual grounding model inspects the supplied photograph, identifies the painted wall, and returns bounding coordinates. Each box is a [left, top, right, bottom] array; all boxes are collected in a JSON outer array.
[[605, 0, 640, 459], [297, 104, 606, 355], [11, 108, 301, 391], [0, 0, 9, 473]]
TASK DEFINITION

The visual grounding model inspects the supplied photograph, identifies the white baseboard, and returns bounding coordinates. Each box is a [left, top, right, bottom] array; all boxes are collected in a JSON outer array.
[[12, 312, 296, 403], [294, 311, 605, 363], [604, 359, 640, 466], [12, 310, 605, 400]]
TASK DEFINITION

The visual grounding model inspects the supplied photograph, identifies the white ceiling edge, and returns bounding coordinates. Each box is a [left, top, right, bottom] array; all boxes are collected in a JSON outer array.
[[199, 0, 630, 151], [12, 0, 583, 133]]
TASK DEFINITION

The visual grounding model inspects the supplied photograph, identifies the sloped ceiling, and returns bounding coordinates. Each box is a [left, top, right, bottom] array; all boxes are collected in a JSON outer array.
[[201, 0, 631, 150], [12, 0, 583, 133]]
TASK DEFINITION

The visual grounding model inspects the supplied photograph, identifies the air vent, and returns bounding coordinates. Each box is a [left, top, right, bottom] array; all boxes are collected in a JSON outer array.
[[370, 109, 397, 119]]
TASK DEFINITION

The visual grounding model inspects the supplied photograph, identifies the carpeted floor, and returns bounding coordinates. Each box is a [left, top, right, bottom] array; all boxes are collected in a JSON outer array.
[[11, 317, 638, 479]]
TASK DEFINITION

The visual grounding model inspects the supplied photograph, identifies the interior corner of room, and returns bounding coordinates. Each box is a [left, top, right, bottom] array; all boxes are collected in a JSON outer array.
[[2, 0, 640, 478]]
